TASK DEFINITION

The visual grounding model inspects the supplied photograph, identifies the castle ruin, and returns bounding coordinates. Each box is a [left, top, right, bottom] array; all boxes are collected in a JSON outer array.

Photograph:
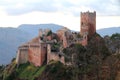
[[81, 11, 96, 38], [16, 11, 96, 67]]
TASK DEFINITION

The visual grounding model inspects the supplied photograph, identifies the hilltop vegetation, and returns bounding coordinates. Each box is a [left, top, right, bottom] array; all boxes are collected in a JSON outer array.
[[104, 33, 120, 54], [0, 65, 4, 80], [36, 61, 73, 80], [3, 60, 45, 80]]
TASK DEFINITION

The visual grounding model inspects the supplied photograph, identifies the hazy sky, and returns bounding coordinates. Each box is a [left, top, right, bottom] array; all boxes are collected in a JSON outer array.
[[0, 0, 120, 31]]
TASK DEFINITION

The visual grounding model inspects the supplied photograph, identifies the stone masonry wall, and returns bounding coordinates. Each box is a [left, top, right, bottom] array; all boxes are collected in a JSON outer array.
[[16, 48, 28, 65], [47, 44, 65, 64], [28, 43, 47, 67]]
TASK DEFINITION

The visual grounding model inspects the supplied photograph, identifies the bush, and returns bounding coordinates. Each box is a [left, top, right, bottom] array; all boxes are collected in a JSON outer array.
[[111, 33, 120, 40], [47, 30, 52, 36]]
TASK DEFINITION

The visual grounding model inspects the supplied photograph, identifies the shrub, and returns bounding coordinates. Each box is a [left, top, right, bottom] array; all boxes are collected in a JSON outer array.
[[47, 30, 52, 36]]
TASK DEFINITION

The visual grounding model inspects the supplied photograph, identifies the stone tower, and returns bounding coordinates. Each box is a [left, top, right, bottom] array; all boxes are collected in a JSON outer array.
[[39, 29, 43, 37], [80, 11, 96, 38]]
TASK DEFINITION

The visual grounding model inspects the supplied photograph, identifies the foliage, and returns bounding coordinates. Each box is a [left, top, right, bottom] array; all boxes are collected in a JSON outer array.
[[36, 61, 73, 80], [47, 30, 52, 36], [51, 43, 60, 52], [110, 33, 120, 40], [63, 43, 86, 63], [3, 59, 17, 80], [104, 33, 120, 54], [0, 65, 4, 80], [77, 34, 82, 38], [15, 63, 45, 80], [87, 33, 111, 59], [62, 33, 112, 80], [3, 62, 45, 80]]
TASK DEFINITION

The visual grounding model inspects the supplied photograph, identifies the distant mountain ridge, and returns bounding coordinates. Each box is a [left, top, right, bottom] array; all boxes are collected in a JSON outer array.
[[18, 23, 63, 38], [0, 28, 32, 65], [0, 24, 119, 65], [97, 27, 120, 36]]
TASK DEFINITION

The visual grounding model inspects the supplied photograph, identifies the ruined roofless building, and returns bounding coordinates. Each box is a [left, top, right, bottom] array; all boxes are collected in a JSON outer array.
[[80, 11, 96, 39], [16, 11, 97, 67]]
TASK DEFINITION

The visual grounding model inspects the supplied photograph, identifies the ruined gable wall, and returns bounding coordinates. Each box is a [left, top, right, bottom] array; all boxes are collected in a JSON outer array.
[[47, 44, 65, 64], [48, 53, 65, 64]]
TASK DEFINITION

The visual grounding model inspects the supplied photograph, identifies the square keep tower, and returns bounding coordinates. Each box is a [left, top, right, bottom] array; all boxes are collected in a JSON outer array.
[[80, 11, 96, 38]]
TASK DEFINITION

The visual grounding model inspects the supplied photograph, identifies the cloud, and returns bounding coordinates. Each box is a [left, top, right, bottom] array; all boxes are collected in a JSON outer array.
[[69, 0, 120, 16], [0, 0, 120, 16], [1, 0, 58, 15]]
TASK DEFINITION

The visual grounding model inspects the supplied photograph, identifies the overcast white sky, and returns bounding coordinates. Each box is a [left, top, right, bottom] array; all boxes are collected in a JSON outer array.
[[0, 0, 120, 31]]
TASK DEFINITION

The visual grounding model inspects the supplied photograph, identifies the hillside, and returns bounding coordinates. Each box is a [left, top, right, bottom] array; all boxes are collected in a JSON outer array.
[[3, 60, 45, 80]]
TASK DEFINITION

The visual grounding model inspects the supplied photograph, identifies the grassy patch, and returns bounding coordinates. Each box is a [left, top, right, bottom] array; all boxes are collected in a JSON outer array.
[[16, 63, 46, 80], [3, 62, 46, 80]]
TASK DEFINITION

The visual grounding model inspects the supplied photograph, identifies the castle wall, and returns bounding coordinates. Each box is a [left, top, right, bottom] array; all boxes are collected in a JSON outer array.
[[40, 43, 47, 65], [28, 45, 41, 66], [56, 30, 64, 41], [63, 33, 68, 48], [16, 48, 28, 65], [47, 44, 65, 64], [28, 43, 47, 67], [16, 11, 97, 67], [47, 44, 51, 63], [47, 52, 65, 64], [46, 35, 52, 41]]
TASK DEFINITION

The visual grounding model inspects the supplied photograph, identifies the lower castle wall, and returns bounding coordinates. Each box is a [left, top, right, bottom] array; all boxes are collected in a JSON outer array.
[[28, 46, 41, 67], [28, 44, 47, 67], [16, 49, 28, 65], [47, 52, 65, 64]]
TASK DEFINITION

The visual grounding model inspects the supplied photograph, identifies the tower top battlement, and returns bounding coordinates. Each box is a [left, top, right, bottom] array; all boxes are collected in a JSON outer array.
[[81, 11, 96, 14]]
